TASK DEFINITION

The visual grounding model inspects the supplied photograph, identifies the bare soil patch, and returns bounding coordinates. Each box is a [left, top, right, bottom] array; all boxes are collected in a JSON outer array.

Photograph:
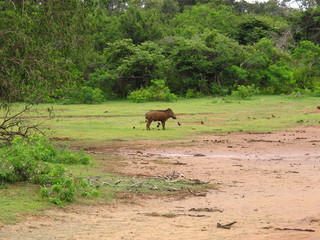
[[1, 126, 320, 240]]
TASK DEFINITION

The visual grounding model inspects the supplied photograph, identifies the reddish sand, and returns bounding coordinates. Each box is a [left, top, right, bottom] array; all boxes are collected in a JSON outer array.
[[1, 126, 320, 240]]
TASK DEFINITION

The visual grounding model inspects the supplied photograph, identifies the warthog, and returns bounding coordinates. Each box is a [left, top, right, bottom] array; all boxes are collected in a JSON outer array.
[[145, 108, 177, 130]]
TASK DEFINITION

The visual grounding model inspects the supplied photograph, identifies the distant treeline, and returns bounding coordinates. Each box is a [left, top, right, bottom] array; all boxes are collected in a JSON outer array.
[[1, 0, 320, 104]]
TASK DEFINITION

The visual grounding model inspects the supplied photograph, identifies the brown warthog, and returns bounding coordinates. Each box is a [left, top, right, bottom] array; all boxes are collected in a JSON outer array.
[[145, 108, 177, 130]]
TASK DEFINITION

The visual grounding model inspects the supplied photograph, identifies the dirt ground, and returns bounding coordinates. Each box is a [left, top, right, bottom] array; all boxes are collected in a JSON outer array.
[[1, 126, 320, 240]]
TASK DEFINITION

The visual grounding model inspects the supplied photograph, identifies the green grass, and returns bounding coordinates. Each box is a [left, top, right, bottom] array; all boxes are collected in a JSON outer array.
[[0, 183, 51, 224], [38, 95, 320, 141]]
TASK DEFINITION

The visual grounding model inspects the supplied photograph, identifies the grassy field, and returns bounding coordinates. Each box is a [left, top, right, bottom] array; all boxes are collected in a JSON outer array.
[[0, 183, 52, 224], [1, 95, 319, 224], [40, 95, 320, 141]]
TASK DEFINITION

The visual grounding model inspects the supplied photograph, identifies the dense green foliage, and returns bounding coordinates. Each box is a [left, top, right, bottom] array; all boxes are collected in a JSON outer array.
[[1, 0, 320, 104], [0, 0, 94, 104], [55, 86, 105, 104], [128, 79, 178, 102], [0, 136, 98, 205], [231, 84, 260, 99]]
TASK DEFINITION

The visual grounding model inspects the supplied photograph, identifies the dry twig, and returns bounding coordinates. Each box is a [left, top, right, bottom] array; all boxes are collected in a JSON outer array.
[[0, 103, 52, 143], [187, 188, 207, 197], [274, 227, 315, 232], [217, 221, 237, 229]]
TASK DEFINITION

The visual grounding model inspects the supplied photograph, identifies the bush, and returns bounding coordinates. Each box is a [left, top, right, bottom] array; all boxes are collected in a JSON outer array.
[[231, 84, 259, 99], [4, 136, 90, 167], [0, 136, 97, 205], [185, 89, 204, 99], [58, 86, 105, 104], [211, 83, 229, 96], [128, 79, 178, 102], [288, 88, 313, 98], [39, 174, 99, 205], [287, 87, 320, 98], [312, 87, 320, 97], [88, 69, 117, 99]]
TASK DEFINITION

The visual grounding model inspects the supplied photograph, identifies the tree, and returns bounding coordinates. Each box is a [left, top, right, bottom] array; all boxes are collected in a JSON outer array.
[[232, 0, 289, 16], [119, 6, 164, 44], [160, 0, 179, 17], [168, 31, 243, 94], [291, 7, 320, 44], [292, 40, 320, 89], [172, 4, 238, 38], [235, 16, 275, 45], [0, 0, 94, 103], [283, 0, 319, 9], [232, 38, 295, 94], [89, 40, 170, 97], [0, 0, 95, 141]]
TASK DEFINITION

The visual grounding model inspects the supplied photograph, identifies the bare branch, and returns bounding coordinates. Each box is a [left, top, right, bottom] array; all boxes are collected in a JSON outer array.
[[0, 103, 52, 143]]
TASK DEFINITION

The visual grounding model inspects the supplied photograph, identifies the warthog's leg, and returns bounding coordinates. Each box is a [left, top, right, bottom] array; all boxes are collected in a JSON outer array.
[[146, 119, 152, 130], [161, 120, 166, 130]]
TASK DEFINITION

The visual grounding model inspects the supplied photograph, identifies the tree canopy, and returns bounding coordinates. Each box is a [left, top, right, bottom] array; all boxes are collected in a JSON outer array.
[[1, 0, 320, 104]]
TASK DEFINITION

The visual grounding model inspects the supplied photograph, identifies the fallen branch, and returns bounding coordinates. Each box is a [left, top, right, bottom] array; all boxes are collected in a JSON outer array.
[[217, 221, 237, 229], [274, 227, 315, 232], [140, 212, 207, 218], [188, 189, 207, 197], [180, 213, 207, 217], [194, 153, 206, 157], [156, 171, 184, 180], [189, 207, 223, 213], [174, 161, 187, 165], [187, 178, 209, 184]]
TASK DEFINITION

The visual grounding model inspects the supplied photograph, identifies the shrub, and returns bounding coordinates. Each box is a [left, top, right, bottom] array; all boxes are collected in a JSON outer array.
[[128, 88, 152, 103], [88, 69, 117, 99], [58, 86, 105, 104], [185, 89, 204, 99], [231, 84, 259, 99], [312, 87, 320, 97], [288, 88, 313, 98], [39, 175, 99, 205], [4, 136, 90, 167], [128, 79, 178, 102], [0, 136, 97, 205], [211, 83, 229, 96], [287, 88, 320, 98]]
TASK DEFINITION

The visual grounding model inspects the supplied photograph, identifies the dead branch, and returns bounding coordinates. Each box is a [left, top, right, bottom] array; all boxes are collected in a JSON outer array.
[[217, 221, 237, 229], [156, 171, 185, 180], [179, 213, 207, 217], [187, 178, 209, 184], [189, 207, 223, 213], [99, 180, 144, 188], [174, 161, 187, 165], [0, 103, 52, 143], [274, 227, 315, 232], [187, 188, 207, 197], [140, 212, 207, 218]]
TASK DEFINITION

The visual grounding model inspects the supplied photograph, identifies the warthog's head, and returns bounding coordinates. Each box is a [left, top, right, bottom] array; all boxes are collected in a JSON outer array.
[[167, 108, 177, 119]]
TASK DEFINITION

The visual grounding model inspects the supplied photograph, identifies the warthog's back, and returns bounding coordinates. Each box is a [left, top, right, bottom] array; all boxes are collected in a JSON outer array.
[[145, 110, 168, 121]]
